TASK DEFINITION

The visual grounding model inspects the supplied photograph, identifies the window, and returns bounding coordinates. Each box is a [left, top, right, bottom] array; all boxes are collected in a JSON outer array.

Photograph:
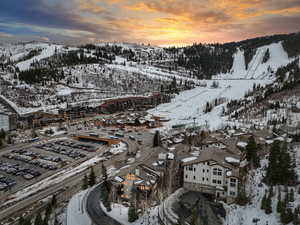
[[213, 168, 218, 175], [185, 175, 188, 179], [218, 169, 222, 176], [203, 169, 205, 173], [230, 178, 236, 187], [202, 177, 205, 181], [206, 178, 208, 181], [193, 168, 196, 172], [212, 179, 217, 184], [207, 169, 209, 173], [193, 176, 196, 180], [217, 180, 222, 184], [189, 165, 193, 171], [230, 191, 236, 196]]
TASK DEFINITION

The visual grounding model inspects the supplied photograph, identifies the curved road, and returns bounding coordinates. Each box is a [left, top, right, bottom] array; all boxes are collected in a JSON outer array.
[[86, 184, 121, 225]]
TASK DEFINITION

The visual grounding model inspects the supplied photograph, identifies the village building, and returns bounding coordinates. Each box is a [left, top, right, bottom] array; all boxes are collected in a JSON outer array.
[[182, 149, 240, 203]]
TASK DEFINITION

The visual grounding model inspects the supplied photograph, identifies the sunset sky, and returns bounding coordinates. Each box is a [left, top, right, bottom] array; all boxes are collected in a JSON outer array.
[[0, 0, 300, 46]]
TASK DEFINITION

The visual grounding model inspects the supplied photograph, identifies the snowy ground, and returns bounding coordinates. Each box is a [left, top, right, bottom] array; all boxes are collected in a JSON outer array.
[[224, 158, 299, 225], [15, 43, 63, 71], [66, 190, 92, 225], [148, 79, 272, 130], [100, 203, 159, 225]]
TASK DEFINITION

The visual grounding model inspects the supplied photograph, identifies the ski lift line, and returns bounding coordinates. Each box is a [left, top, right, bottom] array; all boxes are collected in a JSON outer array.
[[245, 49, 260, 79], [250, 49, 266, 79]]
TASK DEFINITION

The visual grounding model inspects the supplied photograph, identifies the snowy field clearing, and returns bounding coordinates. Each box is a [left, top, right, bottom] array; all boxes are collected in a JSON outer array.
[[15, 43, 62, 71], [100, 203, 159, 225], [148, 79, 272, 130]]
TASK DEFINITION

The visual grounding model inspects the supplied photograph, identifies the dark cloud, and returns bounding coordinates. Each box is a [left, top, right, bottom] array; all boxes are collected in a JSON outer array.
[[0, 0, 121, 39]]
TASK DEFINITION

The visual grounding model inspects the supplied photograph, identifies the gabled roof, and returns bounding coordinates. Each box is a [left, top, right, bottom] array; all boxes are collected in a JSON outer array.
[[182, 148, 240, 170]]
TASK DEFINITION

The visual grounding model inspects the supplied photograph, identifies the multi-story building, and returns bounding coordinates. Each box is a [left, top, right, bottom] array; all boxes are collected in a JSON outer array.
[[182, 149, 240, 203]]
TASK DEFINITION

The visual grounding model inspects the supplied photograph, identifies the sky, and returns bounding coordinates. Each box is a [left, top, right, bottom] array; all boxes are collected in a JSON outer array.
[[0, 0, 300, 46]]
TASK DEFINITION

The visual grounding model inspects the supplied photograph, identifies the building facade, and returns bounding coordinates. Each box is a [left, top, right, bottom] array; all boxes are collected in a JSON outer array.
[[182, 150, 240, 203]]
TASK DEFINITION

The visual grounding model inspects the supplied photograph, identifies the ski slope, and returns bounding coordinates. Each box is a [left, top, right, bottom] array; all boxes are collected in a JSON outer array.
[[214, 42, 293, 80], [15, 43, 62, 71], [148, 79, 272, 130]]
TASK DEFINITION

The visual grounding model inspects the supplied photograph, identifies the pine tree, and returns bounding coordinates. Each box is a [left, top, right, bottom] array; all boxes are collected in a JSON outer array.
[[128, 202, 138, 222], [0, 128, 6, 139], [265, 191, 273, 214], [43, 203, 52, 225], [245, 136, 260, 169], [100, 184, 111, 212], [190, 206, 199, 225], [88, 167, 96, 186], [266, 141, 297, 185], [82, 174, 89, 190], [293, 208, 300, 225], [290, 189, 295, 202], [34, 212, 43, 225], [51, 195, 57, 208], [153, 130, 160, 147], [101, 163, 107, 181], [277, 200, 283, 213], [261, 192, 267, 210], [18, 216, 25, 225]]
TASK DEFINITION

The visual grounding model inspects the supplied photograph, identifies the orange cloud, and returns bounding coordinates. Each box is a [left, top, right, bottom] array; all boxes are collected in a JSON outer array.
[[79, 0, 105, 14]]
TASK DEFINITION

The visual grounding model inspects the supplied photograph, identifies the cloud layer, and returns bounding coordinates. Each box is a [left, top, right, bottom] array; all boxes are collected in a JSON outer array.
[[0, 0, 299, 45]]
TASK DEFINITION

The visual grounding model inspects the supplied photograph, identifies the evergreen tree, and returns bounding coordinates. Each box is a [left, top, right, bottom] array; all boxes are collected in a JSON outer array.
[[34, 212, 43, 225], [88, 167, 96, 186], [277, 200, 283, 213], [100, 184, 111, 212], [245, 136, 260, 168], [0, 129, 5, 139], [261, 191, 267, 210], [265, 191, 273, 214], [18, 216, 25, 225], [266, 141, 297, 185], [23, 219, 31, 225], [190, 206, 199, 225], [236, 184, 249, 206], [293, 207, 300, 225], [82, 174, 89, 190], [43, 203, 52, 225], [128, 202, 138, 222], [51, 195, 57, 208], [290, 189, 295, 202], [101, 163, 107, 181], [153, 130, 160, 147]]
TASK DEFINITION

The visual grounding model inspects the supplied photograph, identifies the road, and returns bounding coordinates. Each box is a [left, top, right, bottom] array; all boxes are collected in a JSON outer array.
[[86, 184, 121, 225], [85, 144, 159, 225], [0, 128, 154, 222]]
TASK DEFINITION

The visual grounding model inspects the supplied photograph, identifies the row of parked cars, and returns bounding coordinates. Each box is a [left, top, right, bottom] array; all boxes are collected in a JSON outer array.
[[37, 142, 86, 159], [0, 161, 41, 186], [0, 175, 16, 190], [54, 140, 96, 152], [12, 149, 67, 163], [3, 153, 60, 170]]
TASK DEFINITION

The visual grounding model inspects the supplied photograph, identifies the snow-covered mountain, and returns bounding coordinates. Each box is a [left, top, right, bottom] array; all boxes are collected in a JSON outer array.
[[0, 33, 299, 120]]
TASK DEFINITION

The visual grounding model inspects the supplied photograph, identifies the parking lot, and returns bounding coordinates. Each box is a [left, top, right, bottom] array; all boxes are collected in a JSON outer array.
[[0, 138, 105, 193]]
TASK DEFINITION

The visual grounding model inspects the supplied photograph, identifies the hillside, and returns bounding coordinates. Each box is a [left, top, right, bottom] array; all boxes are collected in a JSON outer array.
[[0, 33, 299, 119]]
